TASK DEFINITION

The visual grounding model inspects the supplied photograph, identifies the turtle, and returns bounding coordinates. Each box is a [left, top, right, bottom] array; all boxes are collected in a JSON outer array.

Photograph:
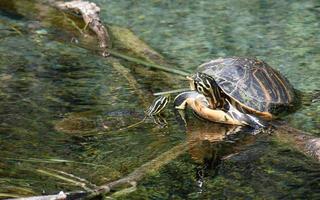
[[169, 57, 297, 128]]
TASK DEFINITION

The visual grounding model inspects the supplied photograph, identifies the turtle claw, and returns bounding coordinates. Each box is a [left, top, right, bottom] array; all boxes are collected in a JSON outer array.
[[175, 109, 188, 127]]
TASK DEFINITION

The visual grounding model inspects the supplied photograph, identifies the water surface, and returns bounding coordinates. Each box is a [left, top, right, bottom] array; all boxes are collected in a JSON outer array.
[[0, 0, 319, 199]]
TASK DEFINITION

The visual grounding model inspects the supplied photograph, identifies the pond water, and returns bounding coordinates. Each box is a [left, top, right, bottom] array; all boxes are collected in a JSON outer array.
[[0, 0, 319, 199]]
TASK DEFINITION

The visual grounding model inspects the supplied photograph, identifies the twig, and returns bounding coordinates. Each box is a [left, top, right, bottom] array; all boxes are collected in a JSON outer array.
[[119, 116, 147, 131], [10, 26, 23, 36], [0, 193, 23, 199], [36, 169, 93, 191], [153, 88, 190, 96], [62, 12, 84, 34], [49, 169, 97, 189], [3, 157, 106, 167], [109, 49, 190, 77]]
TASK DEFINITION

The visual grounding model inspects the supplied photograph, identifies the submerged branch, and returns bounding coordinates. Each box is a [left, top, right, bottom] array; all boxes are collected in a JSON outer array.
[[53, 0, 111, 56], [11, 142, 191, 200], [49, 0, 190, 77], [90, 142, 191, 197], [9, 124, 320, 200], [275, 124, 320, 161]]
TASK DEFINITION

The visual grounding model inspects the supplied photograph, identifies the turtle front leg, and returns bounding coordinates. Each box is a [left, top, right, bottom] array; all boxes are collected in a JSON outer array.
[[174, 91, 253, 126], [224, 99, 268, 128]]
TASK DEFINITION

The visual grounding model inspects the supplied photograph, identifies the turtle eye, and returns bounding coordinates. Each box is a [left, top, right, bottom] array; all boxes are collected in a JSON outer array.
[[197, 85, 209, 96], [197, 85, 204, 93]]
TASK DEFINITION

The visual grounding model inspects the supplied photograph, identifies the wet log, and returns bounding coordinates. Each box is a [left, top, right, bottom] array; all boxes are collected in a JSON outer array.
[[53, 0, 111, 56], [274, 124, 320, 161]]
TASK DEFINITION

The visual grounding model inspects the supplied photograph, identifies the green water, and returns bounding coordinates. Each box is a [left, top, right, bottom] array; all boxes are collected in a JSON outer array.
[[0, 0, 319, 199]]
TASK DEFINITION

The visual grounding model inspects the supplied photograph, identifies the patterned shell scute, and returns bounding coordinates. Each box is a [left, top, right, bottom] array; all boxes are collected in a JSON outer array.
[[197, 57, 295, 113]]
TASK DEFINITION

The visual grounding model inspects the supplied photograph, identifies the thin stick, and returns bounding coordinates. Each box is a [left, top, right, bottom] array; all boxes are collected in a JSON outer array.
[[36, 169, 92, 191], [10, 26, 23, 36], [50, 169, 97, 189], [83, 20, 89, 31], [3, 157, 105, 167], [153, 88, 190, 96], [109, 50, 190, 77], [0, 193, 22, 198], [119, 117, 147, 131], [62, 12, 84, 34]]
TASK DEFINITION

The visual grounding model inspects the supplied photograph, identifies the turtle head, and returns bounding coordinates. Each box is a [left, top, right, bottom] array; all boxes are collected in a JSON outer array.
[[188, 72, 222, 107], [189, 73, 216, 96]]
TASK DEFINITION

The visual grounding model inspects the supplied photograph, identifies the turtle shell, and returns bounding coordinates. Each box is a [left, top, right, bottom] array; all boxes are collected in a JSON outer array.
[[196, 57, 296, 118]]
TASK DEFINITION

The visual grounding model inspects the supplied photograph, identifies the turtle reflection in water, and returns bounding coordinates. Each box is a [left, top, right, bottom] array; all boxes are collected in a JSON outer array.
[[185, 121, 258, 191], [152, 57, 297, 129], [122, 95, 170, 130]]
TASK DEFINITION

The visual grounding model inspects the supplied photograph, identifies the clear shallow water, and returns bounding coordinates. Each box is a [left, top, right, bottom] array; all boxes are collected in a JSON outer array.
[[0, 0, 319, 199]]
